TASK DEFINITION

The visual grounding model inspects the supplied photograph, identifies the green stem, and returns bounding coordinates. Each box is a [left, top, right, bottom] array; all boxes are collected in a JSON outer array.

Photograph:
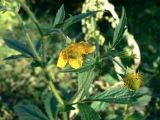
[[14, 11, 41, 61], [124, 105, 129, 120], [44, 69, 67, 120], [16, 0, 46, 64], [42, 36, 46, 63], [47, 80, 64, 105], [101, 56, 127, 72], [111, 57, 126, 72], [15, 1, 66, 119], [15, 0, 43, 36]]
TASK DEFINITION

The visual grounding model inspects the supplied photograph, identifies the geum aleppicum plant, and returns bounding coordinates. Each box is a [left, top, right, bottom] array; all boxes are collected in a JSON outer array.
[[0, 1, 144, 120]]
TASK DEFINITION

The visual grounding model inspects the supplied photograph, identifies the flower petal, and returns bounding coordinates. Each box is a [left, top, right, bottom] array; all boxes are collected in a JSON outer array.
[[69, 55, 83, 69], [57, 52, 68, 68], [77, 42, 94, 54]]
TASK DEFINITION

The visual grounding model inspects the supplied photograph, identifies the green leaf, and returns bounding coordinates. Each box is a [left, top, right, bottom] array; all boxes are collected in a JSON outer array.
[[78, 103, 100, 120], [78, 70, 95, 92], [134, 87, 151, 106], [45, 28, 61, 35], [100, 74, 118, 84], [35, 39, 41, 53], [112, 7, 127, 48], [79, 70, 95, 99], [74, 69, 95, 101], [91, 101, 107, 112], [14, 104, 49, 120], [44, 93, 56, 120], [63, 11, 100, 30], [89, 86, 142, 104], [31, 60, 42, 67], [3, 54, 30, 60], [127, 112, 145, 120], [46, 29, 72, 43], [53, 4, 65, 27], [95, 39, 100, 57], [61, 62, 95, 73], [3, 38, 34, 57]]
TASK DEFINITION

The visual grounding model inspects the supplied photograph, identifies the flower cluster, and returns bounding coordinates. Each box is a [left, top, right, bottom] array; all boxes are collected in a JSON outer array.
[[82, 0, 106, 45], [57, 41, 94, 69]]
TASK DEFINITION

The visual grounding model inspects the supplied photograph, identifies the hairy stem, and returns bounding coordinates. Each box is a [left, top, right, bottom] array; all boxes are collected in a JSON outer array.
[[16, 0, 46, 63], [44, 69, 68, 120], [15, 0, 43, 36], [15, 1, 66, 119], [47, 80, 64, 105], [124, 105, 129, 120], [111, 57, 126, 72], [101, 56, 127, 72], [41, 36, 46, 63], [15, 11, 41, 61]]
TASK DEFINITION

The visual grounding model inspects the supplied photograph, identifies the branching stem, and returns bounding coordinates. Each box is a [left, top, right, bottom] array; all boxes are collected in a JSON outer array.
[[16, 0, 46, 63]]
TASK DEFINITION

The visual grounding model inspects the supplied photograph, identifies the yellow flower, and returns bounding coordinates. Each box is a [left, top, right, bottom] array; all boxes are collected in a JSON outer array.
[[57, 42, 94, 69], [124, 72, 143, 90]]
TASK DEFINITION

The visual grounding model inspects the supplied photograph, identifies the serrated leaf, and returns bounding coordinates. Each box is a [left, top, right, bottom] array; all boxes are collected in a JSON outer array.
[[78, 103, 100, 120], [53, 22, 64, 28], [53, 4, 65, 27], [89, 86, 142, 104], [3, 38, 34, 57], [61, 62, 95, 73], [79, 70, 95, 99], [3, 54, 30, 60], [44, 93, 56, 120], [14, 104, 49, 120], [71, 69, 95, 102], [112, 7, 127, 48], [91, 101, 107, 112], [63, 11, 100, 30], [127, 112, 145, 120]]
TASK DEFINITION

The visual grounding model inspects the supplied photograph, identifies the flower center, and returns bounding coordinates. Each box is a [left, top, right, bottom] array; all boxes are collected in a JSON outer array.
[[69, 51, 78, 59]]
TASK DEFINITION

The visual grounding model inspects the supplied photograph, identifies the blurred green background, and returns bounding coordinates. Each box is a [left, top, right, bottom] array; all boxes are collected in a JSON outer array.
[[0, 0, 160, 120]]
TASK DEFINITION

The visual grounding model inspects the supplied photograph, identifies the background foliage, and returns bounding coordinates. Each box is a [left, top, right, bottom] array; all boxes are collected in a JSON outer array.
[[0, 0, 160, 120]]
